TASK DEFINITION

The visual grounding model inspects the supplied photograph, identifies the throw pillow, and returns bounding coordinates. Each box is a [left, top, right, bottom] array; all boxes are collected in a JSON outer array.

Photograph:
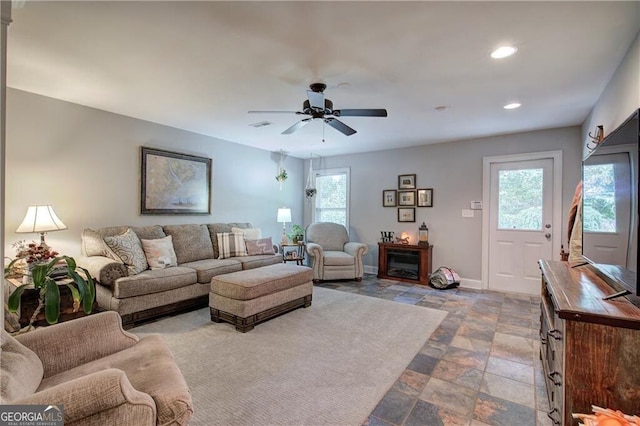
[[231, 227, 262, 240], [140, 236, 178, 270], [245, 237, 275, 255], [104, 228, 148, 275], [217, 232, 248, 259]]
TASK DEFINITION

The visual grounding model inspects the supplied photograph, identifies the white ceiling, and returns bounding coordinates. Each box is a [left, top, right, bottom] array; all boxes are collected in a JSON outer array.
[[6, 1, 640, 158]]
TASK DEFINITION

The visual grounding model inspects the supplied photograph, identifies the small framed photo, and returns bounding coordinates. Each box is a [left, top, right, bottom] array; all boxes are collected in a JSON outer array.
[[382, 190, 397, 207], [398, 174, 416, 189], [398, 190, 416, 206], [417, 188, 433, 207], [398, 207, 416, 222]]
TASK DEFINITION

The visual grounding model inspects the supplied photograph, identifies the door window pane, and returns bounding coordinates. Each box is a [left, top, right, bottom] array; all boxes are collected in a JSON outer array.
[[583, 163, 616, 232], [498, 168, 543, 230]]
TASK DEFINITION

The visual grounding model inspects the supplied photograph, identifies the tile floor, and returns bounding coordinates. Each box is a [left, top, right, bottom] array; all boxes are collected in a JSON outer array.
[[315, 274, 552, 426]]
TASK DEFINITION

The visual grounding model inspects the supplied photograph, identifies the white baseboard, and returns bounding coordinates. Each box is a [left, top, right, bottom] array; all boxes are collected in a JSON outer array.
[[364, 265, 378, 275], [459, 278, 482, 290]]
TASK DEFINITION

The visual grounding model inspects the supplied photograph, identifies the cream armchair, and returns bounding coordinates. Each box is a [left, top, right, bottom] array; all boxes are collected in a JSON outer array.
[[1, 311, 193, 426], [305, 222, 368, 282]]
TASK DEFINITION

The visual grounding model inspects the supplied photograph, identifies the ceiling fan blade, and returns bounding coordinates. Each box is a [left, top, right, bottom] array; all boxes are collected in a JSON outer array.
[[334, 109, 388, 117], [282, 118, 312, 134], [306, 90, 325, 110], [248, 110, 298, 114], [324, 118, 357, 136]]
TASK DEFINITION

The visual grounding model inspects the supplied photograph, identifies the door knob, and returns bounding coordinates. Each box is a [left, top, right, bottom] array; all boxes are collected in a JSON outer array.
[[545, 224, 551, 229], [545, 233, 551, 239]]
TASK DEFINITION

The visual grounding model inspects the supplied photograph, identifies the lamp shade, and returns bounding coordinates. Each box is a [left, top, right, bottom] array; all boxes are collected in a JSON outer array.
[[277, 208, 292, 224], [16, 205, 67, 234]]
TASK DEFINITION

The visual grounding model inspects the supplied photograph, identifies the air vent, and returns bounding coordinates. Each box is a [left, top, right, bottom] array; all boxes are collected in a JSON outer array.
[[249, 121, 274, 128]]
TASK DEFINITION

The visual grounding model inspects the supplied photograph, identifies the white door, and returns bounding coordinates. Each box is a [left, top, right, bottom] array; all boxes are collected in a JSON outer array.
[[488, 158, 554, 294]]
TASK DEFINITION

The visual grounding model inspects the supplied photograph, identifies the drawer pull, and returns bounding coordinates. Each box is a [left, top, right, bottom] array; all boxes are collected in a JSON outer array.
[[540, 331, 547, 345], [547, 408, 561, 425], [547, 371, 562, 386], [548, 329, 562, 340]]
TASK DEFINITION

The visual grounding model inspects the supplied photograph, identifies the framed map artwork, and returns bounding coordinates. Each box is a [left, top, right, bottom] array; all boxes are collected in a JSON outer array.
[[140, 147, 212, 215]]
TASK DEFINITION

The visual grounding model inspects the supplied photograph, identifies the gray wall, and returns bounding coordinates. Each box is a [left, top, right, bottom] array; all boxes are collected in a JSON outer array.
[[305, 126, 582, 282], [5, 89, 304, 258]]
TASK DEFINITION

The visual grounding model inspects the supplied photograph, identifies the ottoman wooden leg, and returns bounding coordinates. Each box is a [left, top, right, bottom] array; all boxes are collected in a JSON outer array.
[[210, 307, 223, 323]]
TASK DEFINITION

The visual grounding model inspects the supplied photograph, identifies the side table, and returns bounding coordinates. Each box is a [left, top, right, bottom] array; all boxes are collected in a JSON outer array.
[[4, 277, 99, 328], [280, 243, 306, 265]]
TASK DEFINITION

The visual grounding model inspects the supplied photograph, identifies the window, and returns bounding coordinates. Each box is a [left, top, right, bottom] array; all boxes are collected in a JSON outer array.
[[497, 168, 543, 230], [313, 168, 350, 229], [583, 163, 617, 233]]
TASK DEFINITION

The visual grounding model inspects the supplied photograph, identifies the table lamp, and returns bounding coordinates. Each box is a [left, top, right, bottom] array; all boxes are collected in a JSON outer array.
[[16, 205, 67, 245], [277, 207, 291, 245]]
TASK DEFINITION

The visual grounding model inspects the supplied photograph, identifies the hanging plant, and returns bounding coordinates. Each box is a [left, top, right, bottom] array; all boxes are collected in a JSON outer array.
[[276, 149, 287, 190], [305, 155, 317, 199], [275, 169, 288, 183]]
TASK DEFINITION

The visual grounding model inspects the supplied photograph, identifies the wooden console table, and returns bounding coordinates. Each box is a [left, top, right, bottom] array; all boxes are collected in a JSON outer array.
[[538, 260, 640, 425], [377, 242, 432, 285]]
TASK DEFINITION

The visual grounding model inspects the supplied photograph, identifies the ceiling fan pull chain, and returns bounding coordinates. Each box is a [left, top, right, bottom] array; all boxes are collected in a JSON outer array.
[[322, 121, 326, 143]]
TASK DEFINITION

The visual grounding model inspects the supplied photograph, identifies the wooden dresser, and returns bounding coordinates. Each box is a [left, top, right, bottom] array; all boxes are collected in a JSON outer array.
[[538, 260, 640, 425]]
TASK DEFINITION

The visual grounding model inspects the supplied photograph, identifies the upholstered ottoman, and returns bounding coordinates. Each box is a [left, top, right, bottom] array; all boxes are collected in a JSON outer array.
[[209, 263, 313, 332]]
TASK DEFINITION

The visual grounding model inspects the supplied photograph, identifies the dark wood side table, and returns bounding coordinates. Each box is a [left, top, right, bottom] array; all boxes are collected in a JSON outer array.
[[280, 243, 306, 265], [377, 242, 433, 285], [5, 277, 98, 327]]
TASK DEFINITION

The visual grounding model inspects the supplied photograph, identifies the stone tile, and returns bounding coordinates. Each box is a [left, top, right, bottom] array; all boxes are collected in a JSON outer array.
[[431, 359, 484, 390], [473, 392, 536, 426], [485, 356, 534, 385], [498, 312, 533, 328], [456, 321, 496, 342], [407, 353, 439, 375], [480, 371, 535, 408], [404, 400, 471, 426], [420, 377, 478, 416], [362, 415, 395, 426], [371, 388, 416, 425], [427, 325, 456, 345], [417, 300, 446, 309], [393, 294, 421, 304], [419, 340, 449, 358], [450, 335, 492, 354], [465, 309, 500, 324], [490, 332, 536, 366], [496, 322, 535, 339], [393, 369, 430, 397], [441, 346, 488, 371], [469, 420, 492, 426], [387, 284, 414, 291]]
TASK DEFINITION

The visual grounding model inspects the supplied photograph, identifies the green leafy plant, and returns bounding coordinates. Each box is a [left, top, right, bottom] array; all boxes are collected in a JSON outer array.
[[275, 169, 288, 182], [288, 224, 305, 243], [7, 256, 96, 329]]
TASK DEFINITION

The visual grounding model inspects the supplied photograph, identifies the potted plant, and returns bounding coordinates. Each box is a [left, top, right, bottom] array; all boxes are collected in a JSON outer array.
[[288, 224, 305, 244], [7, 255, 96, 330]]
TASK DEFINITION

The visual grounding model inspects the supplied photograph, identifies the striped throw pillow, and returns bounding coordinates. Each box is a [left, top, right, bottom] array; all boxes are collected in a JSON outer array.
[[217, 232, 248, 259]]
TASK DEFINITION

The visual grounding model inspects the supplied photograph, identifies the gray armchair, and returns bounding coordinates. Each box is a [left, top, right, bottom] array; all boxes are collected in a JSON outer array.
[[305, 222, 368, 282]]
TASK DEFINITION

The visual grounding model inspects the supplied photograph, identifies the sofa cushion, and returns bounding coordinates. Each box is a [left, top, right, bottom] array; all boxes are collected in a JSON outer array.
[[322, 251, 356, 266], [217, 232, 248, 259], [245, 237, 275, 255], [113, 267, 197, 299], [179, 258, 242, 284], [1, 330, 44, 402], [131, 225, 166, 241], [163, 224, 214, 264], [238, 254, 282, 270], [38, 334, 193, 426], [207, 223, 251, 259], [104, 229, 148, 275], [232, 226, 262, 240], [82, 226, 165, 257], [140, 236, 178, 270]]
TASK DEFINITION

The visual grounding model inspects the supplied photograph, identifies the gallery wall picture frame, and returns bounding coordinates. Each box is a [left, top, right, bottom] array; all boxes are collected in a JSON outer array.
[[398, 174, 416, 189], [398, 207, 416, 222], [140, 146, 212, 215], [382, 189, 397, 207], [398, 190, 416, 206], [417, 188, 434, 207]]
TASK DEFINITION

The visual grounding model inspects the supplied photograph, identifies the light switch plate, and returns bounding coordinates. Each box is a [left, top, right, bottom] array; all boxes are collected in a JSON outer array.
[[462, 209, 474, 217]]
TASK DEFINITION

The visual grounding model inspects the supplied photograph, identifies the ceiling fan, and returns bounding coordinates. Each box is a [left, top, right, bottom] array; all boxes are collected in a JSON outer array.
[[249, 83, 388, 136]]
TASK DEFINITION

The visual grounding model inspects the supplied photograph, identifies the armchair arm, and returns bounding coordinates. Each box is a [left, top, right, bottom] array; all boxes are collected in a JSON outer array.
[[16, 312, 139, 378], [344, 242, 368, 258], [306, 242, 324, 258], [13, 368, 156, 425], [76, 255, 127, 287]]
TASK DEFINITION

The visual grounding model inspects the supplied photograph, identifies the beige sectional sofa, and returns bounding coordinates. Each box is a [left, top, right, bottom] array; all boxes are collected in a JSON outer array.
[[77, 223, 281, 328]]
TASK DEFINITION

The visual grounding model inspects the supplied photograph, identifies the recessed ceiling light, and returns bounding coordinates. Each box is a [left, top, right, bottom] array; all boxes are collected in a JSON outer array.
[[491, 46, 518, 59], [503, 102, 521, 110]]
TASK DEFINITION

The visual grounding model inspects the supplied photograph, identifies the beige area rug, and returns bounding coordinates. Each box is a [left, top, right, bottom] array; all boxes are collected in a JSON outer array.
[[132, 287, 447, 426]]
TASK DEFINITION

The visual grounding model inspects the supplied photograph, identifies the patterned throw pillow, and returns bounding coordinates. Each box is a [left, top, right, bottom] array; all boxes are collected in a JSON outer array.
[[231, 227, 262, 240], [104, 228, 148, 275], [216, 232, 248, 259], [140, 236, 178, 270], [245, 237, 275, 255]]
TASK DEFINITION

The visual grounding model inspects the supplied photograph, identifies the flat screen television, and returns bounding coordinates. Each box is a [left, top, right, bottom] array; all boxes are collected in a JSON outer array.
[[582, 108, 640, 307]]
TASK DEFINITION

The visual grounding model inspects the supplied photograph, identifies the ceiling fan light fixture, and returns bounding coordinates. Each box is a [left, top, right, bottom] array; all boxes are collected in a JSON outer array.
[[503, 102, 522, 110], [491, 46, 518, 59]]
